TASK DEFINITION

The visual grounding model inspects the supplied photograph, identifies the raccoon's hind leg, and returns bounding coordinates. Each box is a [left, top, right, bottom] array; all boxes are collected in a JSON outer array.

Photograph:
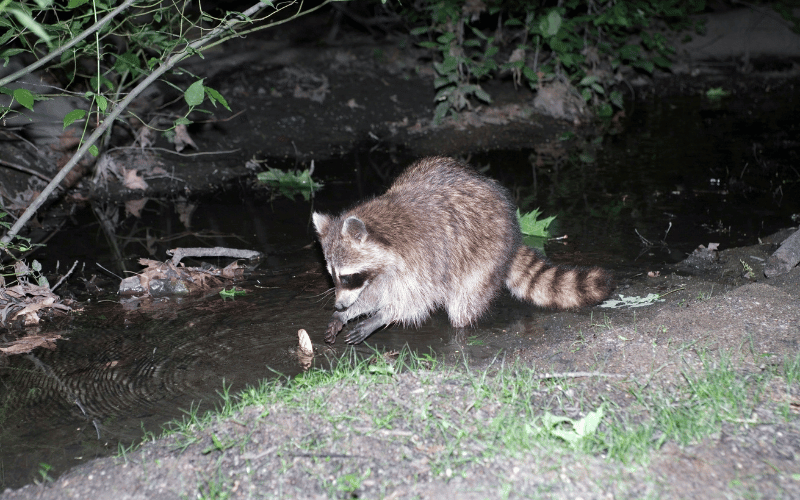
[[444, 272, 499, 328]]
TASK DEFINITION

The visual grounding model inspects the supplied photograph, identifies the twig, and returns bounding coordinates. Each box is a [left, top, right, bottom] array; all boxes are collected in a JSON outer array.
[[50, 260, 78, 292], [634, 228, 652, 246], [105, 146, 241, 157], [0, 158, 53, 183], [533, 371, 626, 380], [167, 246, 262, 266], [96, 262, 123, 280]]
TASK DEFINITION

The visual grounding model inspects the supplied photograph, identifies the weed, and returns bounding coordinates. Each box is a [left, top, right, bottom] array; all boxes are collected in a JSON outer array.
[[406, 0, 703, 121], [196, 466, 232, 500], [466, 335, 486, 346], [34, 462, 53, 484], [740, 259, 755, 279], [517, 208, 556, 237], [255, 163, 324, 201]]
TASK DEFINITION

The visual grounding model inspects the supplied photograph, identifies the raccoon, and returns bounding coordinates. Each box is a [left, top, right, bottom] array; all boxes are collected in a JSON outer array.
[[312, 156, 613, 344]]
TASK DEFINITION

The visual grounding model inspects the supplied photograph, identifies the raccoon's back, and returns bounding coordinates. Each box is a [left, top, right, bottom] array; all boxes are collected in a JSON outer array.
[[355, 157, 521, 281]]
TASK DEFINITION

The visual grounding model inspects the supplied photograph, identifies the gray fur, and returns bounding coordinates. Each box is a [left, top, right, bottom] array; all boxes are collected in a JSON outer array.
[[313, 156, 613, 344]]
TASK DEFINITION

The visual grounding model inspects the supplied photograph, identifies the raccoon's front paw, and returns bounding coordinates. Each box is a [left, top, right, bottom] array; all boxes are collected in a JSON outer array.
[[344, 322, 372, 345], [325, 317, 344, 344], [344, 315, 384, 344]]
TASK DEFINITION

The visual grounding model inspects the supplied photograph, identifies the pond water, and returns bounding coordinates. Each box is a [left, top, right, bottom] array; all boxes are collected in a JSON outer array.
[[1, 90, 798, 489]]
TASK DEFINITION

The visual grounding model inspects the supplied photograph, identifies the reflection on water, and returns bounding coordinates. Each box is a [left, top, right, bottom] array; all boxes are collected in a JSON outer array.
[[2, 90, 798, 489]]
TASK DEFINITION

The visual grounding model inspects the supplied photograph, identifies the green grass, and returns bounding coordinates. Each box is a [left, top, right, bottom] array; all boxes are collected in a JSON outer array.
[[116, 347, 800, 498]]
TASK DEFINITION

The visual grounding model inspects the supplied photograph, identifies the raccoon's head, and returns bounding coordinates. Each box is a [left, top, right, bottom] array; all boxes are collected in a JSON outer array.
[[312, 212, 384, 311]]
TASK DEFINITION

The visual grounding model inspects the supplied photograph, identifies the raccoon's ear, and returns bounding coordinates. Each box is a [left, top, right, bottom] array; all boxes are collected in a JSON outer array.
[[342, 216, 368, 244], [312, 212, 331, 238]]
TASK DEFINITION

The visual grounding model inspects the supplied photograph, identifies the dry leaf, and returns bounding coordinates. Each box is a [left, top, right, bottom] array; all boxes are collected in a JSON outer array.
[[122, 168, 149, 190], [125, 198, 149, 218], [173, 124, 198, 152], [346, 99, 363, 109], [175, 199, 197, 229], [135, 126, 154, 148]]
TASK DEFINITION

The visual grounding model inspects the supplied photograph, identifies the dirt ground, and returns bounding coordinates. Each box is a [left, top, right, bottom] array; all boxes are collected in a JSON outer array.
[[2, 5, 800, 500]]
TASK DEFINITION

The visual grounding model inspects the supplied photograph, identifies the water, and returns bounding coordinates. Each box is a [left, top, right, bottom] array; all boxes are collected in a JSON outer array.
[[1, 90, 798, 489]]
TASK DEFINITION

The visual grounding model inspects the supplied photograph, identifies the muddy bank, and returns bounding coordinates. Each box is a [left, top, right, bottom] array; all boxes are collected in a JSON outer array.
[[2, 235, 800, 499]]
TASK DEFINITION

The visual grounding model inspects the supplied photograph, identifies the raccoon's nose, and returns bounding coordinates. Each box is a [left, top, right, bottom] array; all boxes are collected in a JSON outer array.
[[334, 303, 346, 312]]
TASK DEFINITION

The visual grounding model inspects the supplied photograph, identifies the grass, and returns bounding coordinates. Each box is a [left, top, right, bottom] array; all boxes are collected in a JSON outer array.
[[115, 347, 800, 498]]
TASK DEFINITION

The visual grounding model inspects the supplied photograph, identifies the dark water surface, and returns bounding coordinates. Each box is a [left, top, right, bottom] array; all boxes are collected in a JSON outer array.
[[1, 90, 798, 489]]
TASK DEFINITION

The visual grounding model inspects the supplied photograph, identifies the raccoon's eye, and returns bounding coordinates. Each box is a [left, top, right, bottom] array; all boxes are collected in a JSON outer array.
[[338, 272, 367, 290]]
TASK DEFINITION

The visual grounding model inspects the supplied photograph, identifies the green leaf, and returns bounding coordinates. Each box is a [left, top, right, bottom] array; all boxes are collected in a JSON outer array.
[[67, 0, 90, 7], [63, 109, 86, 129], [95, 94, 108, 112], [88, 144, 99, 157], [114, 51, 142, 76], [517, 208, 555, 237], [653, 56, 672, 69], [436, 32, 455, 44], [543, 10, 562, 37], [184, 79, 205, 107], [597, 102, 613, 118], [409, 26, 428, 36], [705, 87, 730, 100], [220, 287, 246, 299], [473, 87, 491, 104], [619, 44, 640, 61], [174, 116, 192, 126], [610, 90, 624, 108], [9, 8, 51, 46], [417, 41, 439, 49], [204, 86, 230, 111], [574, 406, 604, 437], [433, 101, 449, 125], [0, 29, 15, 46], [13, 88, 35, 110], [37, 275, 50, 288], [632, 59, 654, 73]]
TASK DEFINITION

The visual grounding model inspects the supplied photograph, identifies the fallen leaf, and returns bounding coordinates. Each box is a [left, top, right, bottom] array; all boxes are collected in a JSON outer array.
[[135, 126, 154, 148], [125, 198, 149, 218], [173, 124, 198, 152], [122, 168, 148, 190]]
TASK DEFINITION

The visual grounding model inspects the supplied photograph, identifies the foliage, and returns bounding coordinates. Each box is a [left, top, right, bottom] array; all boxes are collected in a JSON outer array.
[[256, 166, 324, 201], [705, 86, 730, 100], [0, 211, 45, 287], [543, 405, 604, 447], [0, 0, 333, 244], [517, 207, 555, 237], [219, 287, 246, 299], [404, 0, 706, 122]]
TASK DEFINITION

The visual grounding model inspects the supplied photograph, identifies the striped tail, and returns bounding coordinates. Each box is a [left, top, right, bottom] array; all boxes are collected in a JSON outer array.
[[504, 245, 613, 309]]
